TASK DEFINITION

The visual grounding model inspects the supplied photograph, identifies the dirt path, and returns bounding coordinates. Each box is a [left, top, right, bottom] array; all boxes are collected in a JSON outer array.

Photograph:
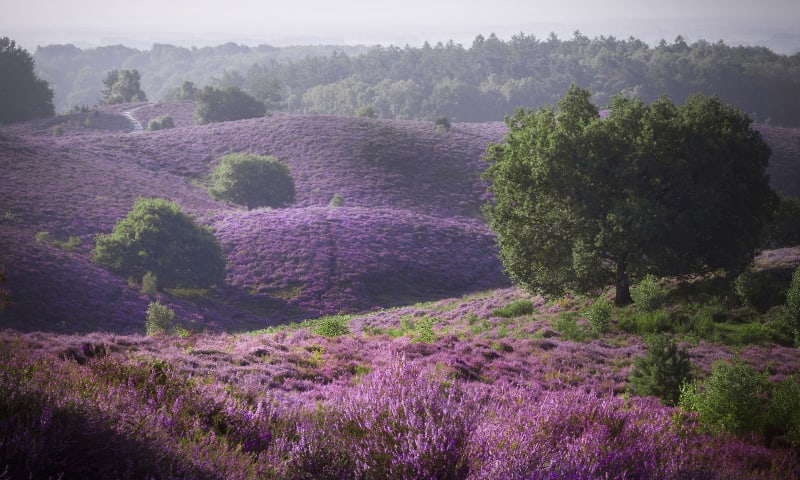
[[122, 104, 148, 133]]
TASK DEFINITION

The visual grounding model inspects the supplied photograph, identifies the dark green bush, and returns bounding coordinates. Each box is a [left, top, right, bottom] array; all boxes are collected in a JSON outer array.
[[147, 114, 174, 131], [208, 153, 295, 210], [680, 358, 769, 436], [785, 265, 800, 346], [585, 296, 613, 335], [93, 198, 226, 289], [767, 376, 800, 449], [761, 195, 800, 248], [734, 267, 791, 312], [553, 312, 588, 342], [195, 85, 265, 124], [628, 334, 692, 405], [492, 299, 534, 318]]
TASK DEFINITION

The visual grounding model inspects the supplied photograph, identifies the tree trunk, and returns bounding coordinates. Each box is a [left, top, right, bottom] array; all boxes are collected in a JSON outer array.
[[614, 259, 632, 306]]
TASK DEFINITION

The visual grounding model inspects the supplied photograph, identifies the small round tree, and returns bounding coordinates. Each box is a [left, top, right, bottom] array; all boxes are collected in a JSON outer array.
[[194, 85, 266, 124], [93, 198, 226, 288], [208, 153, 295, 210]]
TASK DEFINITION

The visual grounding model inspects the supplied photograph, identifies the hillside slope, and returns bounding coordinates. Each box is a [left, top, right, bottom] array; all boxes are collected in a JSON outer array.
[[0, 107, 508, 333]]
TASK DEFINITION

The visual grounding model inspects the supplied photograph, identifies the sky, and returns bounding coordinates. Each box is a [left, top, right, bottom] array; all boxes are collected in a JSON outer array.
[[3, 0, 800, 53]]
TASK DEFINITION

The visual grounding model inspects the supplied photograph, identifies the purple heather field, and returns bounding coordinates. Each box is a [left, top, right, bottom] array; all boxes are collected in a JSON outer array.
[[2, 102, 800, 478]]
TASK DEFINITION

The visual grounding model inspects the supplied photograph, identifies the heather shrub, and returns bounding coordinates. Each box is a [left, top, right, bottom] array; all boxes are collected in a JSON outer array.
[[492, 299, 534, 318], [631, 274, 666, 311], [628, 334, 692, 405], [680, 358, 769, 436], [208, 153, 295, 210], [93, 198, 226, 289], [145, 301, 174, 335], [585, 296, 613, 335], [333, 359, 476, 479], [311, 314, 350, 337], [141, 271, 158, 296], [147, 114, 174, 131]]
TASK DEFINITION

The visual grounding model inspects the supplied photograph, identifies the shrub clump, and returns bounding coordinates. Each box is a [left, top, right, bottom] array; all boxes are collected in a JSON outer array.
[[145, 301, 175, 336], [680, 358, 769, 436], [195, 85, 265, 124], [141, 271, 158, 296], [585, 296, 613, 335], [147, 114, 174, 131], [208, 153, 295, 210], [492, 299, 535, 318], [784, 265, 800, 346], [628, 334, 692, 406], [312, 315, 351, 337], [631, 274, 666, 312], [93, 198, 226, 289]]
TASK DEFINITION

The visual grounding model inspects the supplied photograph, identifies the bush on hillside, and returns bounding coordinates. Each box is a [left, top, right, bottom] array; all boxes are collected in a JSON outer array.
[[761, 195, 800, 248], [628, 334, 692, 406], [631, 274, 666, 312], [734, 267, 791, 312], [93, 198, 226, 289], [145, 301, 175, 336], [785, 265, 800, 346], [680, 358, 769, 436], [195, 85, 265, 124], [147, 114, 174, 131], [208, 153, 295, 210]]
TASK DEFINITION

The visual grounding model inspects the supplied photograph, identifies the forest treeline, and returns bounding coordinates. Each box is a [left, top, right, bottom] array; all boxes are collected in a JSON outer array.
[[34, 32, 800, 125]]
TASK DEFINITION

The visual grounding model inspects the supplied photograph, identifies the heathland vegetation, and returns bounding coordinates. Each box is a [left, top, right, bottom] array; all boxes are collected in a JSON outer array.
[[1, 32, 800, 478]]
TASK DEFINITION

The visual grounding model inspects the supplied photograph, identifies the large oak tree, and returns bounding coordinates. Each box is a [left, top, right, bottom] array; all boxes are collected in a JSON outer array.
[[483, 85, 777, 305]]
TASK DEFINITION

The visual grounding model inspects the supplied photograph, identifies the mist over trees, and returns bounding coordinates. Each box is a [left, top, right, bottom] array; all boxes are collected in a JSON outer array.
[[32, 33, 800, 125], [0, 37, 54, 124]]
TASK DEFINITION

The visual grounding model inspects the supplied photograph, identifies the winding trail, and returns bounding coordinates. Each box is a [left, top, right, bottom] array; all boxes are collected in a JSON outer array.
[[121, 104, 148, 133]]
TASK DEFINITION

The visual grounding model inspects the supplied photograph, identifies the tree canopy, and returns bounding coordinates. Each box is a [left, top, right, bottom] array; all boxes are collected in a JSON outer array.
[[100, 68, 148, 104], [208, 153, 295, 209], [483, 85, 777, 305], [194, 85, 266, 124], [93, 198, 226, 289], [0, 37, 54, 124]]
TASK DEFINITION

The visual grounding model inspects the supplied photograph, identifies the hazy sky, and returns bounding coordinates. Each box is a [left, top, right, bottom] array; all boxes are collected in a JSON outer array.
[[3, 0, 800, 52]]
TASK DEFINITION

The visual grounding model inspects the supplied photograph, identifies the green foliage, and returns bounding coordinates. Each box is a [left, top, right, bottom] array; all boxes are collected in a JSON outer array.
[[208, 153, 296, 210], [145, 301, 175, 336], [93, 198, 226, 289], [492, 299, 534, 318], [35, 231, 50, 244], [761, 195, 800, 248], [585, 296, 613, 335], [553, 312, 588, 342], [100, 69, 147, 104], [311, 315, 351, 337], [631, 275, 666, 312], [355, 104, 377, 118], [52, 124, 65, 136], [483, 85, 778, 306], [329, 193, 345, 207], [0, 37, 54, 124], [735, 268, 791, 312], [174, 80, 197, 101], [785, 266, 800, 346], [628, 334, 692, 405], [194, 85, 266, 124], [680, 358, 769, 436], [412, 316, 437, 343], [141, 271, 158, 296], [434, 116, 451, 131], [767, 376, 800, 449], [52, 236, 80, 251], [147, 114, 174, 131]]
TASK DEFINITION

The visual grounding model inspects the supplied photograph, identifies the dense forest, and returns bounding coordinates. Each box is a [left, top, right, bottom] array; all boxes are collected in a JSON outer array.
[[35, 32, 800, 125]]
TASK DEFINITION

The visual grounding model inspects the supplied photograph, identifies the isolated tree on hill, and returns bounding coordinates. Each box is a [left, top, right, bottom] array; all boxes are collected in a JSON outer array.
[[208, 153, 295, 209], [194, 85, 265, 124], [93, 198, 226, 288], [0, 37, 54, 124], [100, 69, 147, 104], [483, 85, 777, 305]]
